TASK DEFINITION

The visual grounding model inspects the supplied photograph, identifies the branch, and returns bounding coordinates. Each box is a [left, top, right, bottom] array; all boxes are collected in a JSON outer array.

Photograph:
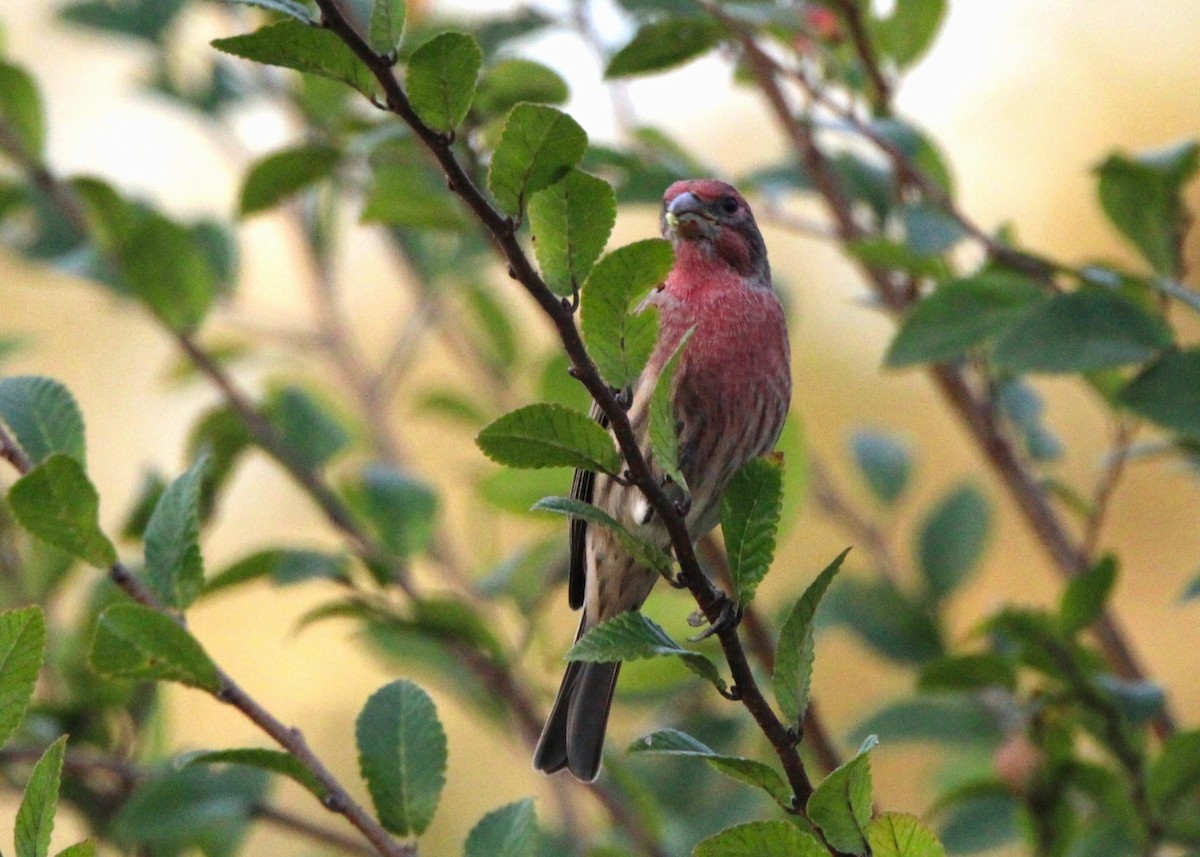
[[807, 457, 904, 589]]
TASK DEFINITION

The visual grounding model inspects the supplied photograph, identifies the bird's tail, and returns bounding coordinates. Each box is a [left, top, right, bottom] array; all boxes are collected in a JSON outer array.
[[533, 656, 621, 782]]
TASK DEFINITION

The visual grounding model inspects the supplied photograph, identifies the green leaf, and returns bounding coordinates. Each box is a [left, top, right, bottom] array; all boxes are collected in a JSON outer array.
[[807, 736, 878, 854], [143, 458, 207, 610], [868, 813, 946, 857], [118, 213, 218, 333], [52, 843, 95, 857], [566, 611, 725, 692], [1147, 730, 1200, 815], [850, 428, 911, 504], [477, 467, 572, 516], [648, 326, 696, 490], [203, 548, 349, 595], [60, 0, 186, 41], [475, 58, 568, 116], [0, 62, 45, 159], [487, 103, 588, 215], [822, 577, 943, 664], [355, 679, 447, 836], [1096, 141, 1199, 277], [872, 0, 947, 68], [464, 799, 538, 857], [1118, 347, 1200, 437], [212, 20, 377, 98], [531, 496, 673, 576], [406, 31, 481, 133], [936, 787, 1019, 854], [361, 161, 468, 230], [872, 118, 955, 197], [0, 607, 46, 750], [605, 18, 722, 78], [182, 748, 327, 801], [916, 483, 990, 601], [885, 273, 1046, 367], [350, 463, 438, 561], [901, 202, 965, 257], [628, 729, 793, 810], [991, 288, 1172, 374], [368, 0, 404, 55], [580, 239, 674, 389], [463, 280, 518, 371], [15, 735, 67, 857], [239, 144, 339, 216], [528, 169, 617, 297], [693, 820, 827, 857], [230, 0, 313, 23], [774, 548, 850, 727], [1181, 572, 1200, 602], [917, 653, 1016, 692], [8, 454, 116, 568], [721, 456, 784, 606], [90, 604, 221, 692], [1060, 554, 1117, 635], [844, 238, 949, 279], [262, 385, 351, 470], [849, 696, 1002, 747], [476, 403, 621, 474], [0, 376, 86, 467]]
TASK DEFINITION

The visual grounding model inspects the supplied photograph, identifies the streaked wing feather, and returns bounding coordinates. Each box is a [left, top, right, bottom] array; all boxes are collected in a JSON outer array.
[[568, 401, 609, 610]]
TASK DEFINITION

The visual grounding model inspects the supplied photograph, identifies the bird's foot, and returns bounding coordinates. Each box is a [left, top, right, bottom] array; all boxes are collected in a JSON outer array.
[[687, 593, 743, 641]]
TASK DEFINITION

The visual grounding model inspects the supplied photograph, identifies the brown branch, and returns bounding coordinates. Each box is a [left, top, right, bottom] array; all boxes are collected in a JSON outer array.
[[807, 457, 904, 588], [830, 0, 892, 114], [1081, 420, 1136, 558]]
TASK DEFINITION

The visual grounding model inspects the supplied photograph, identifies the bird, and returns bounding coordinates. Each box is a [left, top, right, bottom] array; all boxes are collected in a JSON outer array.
[[533, 179, 793, 781]]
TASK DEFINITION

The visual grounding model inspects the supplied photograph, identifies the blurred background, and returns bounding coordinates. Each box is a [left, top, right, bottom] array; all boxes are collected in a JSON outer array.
[[1, 0, 1199, 853]]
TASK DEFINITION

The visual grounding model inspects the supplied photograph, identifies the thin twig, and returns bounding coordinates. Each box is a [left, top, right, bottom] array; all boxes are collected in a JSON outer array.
[[807, 457, 904, 588], [1081, 420, 1137, 557], [830, 0, 891, 114]]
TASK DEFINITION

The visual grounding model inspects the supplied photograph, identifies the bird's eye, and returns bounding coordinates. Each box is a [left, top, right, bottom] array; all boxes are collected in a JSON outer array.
[[718, 195, 739, 215]]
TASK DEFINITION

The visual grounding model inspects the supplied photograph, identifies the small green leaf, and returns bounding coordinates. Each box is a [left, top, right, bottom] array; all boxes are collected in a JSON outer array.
[[15, 735, 67, 857], [8, 454, 116, 568], [850, 429, 911, 504], [849, 696, 1002, 747], [917, 653, 1016, 692], [212, 20, 377, 98], [872, 0, 947, 68], [361, 162, 468, 229], [0, 61, 45, 159], [721, 456, 784, 606], [118, 214, 218, 333], [350, 463, 438, 561], [580, 239, 674, 389], [476, 403, 621, 474], [693, 820, 827, 857], [406, 31, 482, 133], [355, 679, 447, 836], [368, 0, 404, 55], [143, 458, 207, 610], [1181, 572, 1200, 602], [203, 548, 349, 596], [822, 577, 943, 664], [807, 736, 878, 854], [605, 18, 722, 78], [845, 238, 949, 279], [566, 611, 725, 692], [1118, 347, 1200, 437], [901, 202, 965, 257], [648, 327, 696, 490], [0, 607, 46, 750], [1096, 141, 1199, 277], [239, 144, 339, 216], [991, 288, 1172, 374], [475, 58, 568, 116], [230, 0, 312, 23], [464, 799, 538, 857], [872, 118, 955, 197], [52, 843, 95, 857], [487, 103, 588, 215], [1148, 730, 1200, 815], [262, 385, 350, 470], [477, 467, 572, 516], [182, 748, 327, 801], [916, 483, 990, 601], [90, 604, 221, 692], [1060, 554, 1117, 635], [528, 169, 617, 297], [531, 496, 674, 576], [885, 273, 1046, 367], [774, 548, 850, 727], [0, 376, 86, 467], [868, 813, 946, 857]]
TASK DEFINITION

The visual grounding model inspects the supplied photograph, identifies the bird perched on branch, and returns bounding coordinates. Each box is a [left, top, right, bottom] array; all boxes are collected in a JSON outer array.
[[534, 179, 792, 781]]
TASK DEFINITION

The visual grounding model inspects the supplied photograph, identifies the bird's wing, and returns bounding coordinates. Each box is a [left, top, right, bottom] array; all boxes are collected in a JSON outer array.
[[568, 401, 608, 611]]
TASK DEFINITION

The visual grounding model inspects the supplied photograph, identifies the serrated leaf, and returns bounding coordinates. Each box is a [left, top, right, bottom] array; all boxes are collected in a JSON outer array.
[[1118, 347, 1200, 437], [807, 736, 878, 854], [0, 607, 46, 750], [143, 458, 206, 610], [406, 31, 481, 133], [15, 735, 67, 857], [8, 454, 116, 568], [868, 813, 946, 857], [475, 58, 567, 116], [368, 0, 404, 55], [528, 169, 616, 297], [262, 385, 350, 470], [693, 820, 826, 857], [239, 144, 339, 216], [487, 103, 588, 215], [721, 456, 784, 606], [464, 799, 538, 857], [916, 483, 990, 601], [0, 61, 45, 159], [580, 239, 673, 389], [0, 376, 86, 467], [566, 611, 725, 692], [991, 288, 1172, 374], [117, 214, 218, 333], [531, 496, 673, 576], [1060, 554, 1117, 635], [774, 548, 850, 726], [885, 273, 1046, 367], [1148, 730, 1200, 815], [182, 748, 327, 801], [90, 604, 221, 692], [356, 679, 447, 836], [648, 326, 696, 490], [476, 403, 621, 474], [212, 20, 377, 98], [850, 429, 910, 504], [605, 18, 721, 78]]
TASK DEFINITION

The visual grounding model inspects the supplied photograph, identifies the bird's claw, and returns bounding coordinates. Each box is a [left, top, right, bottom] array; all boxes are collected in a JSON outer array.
[[687, 594, 743, 642]]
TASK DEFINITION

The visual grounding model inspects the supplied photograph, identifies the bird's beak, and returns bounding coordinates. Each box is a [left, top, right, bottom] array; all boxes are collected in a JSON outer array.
[[664, 191, 716, 240]]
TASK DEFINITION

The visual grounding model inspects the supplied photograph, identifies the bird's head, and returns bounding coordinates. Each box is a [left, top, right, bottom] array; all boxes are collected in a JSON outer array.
[[661, 179, 770, 286]]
